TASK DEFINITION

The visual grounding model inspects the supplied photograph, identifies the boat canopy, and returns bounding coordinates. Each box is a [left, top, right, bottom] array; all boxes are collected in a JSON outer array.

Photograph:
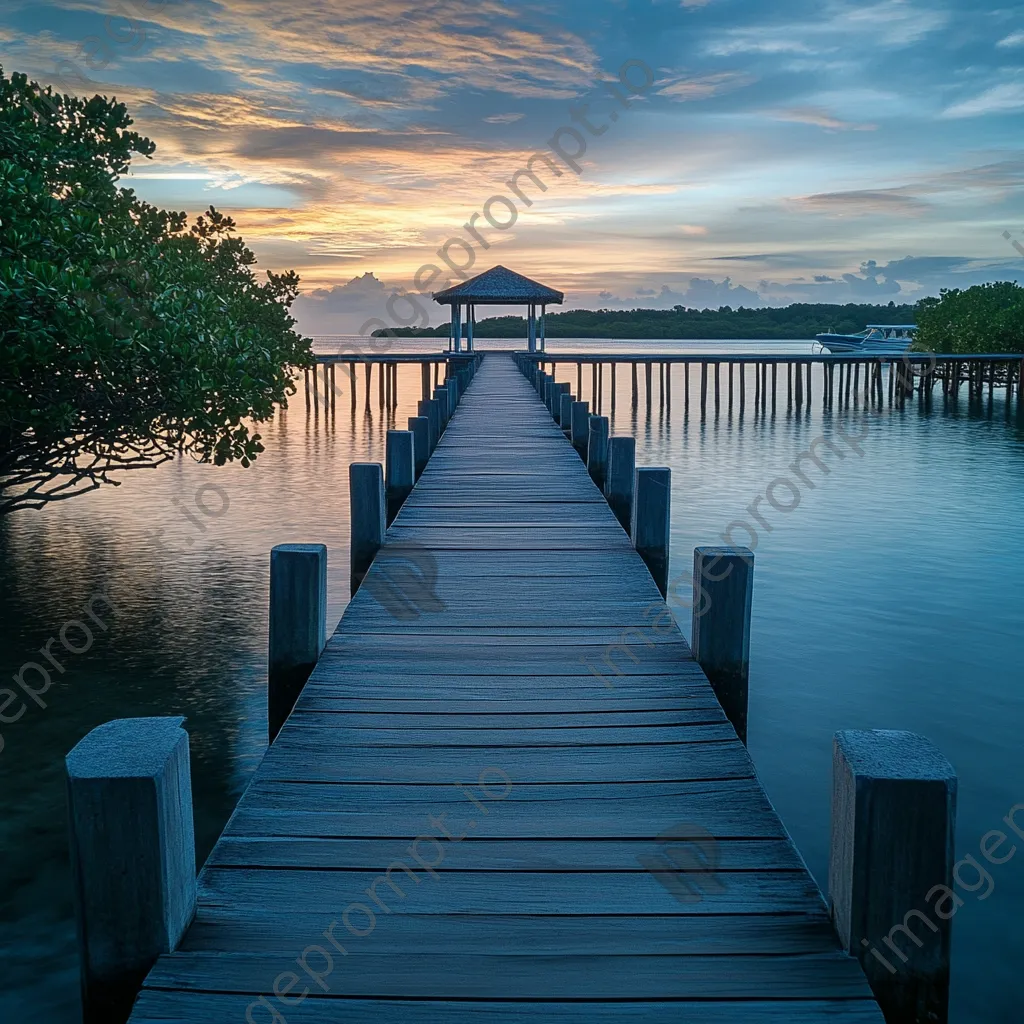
[[866, 324, 917, 330]]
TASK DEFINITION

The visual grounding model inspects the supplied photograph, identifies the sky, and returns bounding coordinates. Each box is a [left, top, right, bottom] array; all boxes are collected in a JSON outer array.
[[3, 0, 1024, 333]]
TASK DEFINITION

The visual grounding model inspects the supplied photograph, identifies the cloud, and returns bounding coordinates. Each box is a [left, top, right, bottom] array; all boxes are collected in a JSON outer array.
[[707, 0, 948, 57], [484, 113, 526, 123], [292, 271, 393, 334], [943, 78, 1024, 118], [997, 31, 1024, 49], [679, 224, 708, 235], [657, 70, 755, 100], [792, 189, 929, 215], [770, 107, 876, 131]]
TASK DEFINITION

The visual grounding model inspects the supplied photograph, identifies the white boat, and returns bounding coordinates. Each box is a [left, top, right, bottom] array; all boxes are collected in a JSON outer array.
[[814, 324, 916, 355]]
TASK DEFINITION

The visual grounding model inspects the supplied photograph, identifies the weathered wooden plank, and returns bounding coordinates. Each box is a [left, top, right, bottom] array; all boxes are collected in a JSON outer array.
[[132, 992, 884, 1023], [143, 951, 874, 1000]]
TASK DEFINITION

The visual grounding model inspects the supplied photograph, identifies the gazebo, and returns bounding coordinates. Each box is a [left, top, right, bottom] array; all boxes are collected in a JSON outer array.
[[434, 266, 564, 353]]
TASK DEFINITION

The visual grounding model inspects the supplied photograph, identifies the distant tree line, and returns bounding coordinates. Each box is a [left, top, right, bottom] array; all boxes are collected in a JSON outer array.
[[379, 301, 919, 340]]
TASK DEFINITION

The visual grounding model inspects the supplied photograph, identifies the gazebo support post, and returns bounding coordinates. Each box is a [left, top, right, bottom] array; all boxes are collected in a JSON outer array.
[[540, 304, 546, 351], [466, 305, 474, 352], [452, 303, 462, 353]]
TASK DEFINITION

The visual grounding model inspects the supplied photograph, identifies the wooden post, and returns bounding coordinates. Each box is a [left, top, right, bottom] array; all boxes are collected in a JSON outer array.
[[577, 362, 583, 395], [692, 546, 754, 744], [385, 430, 415, 524], [805, 361, 812, 406], [632, 468, 670, 597], [349, 362, 357, 411], [611, 363, 617, 410], [408, 416, 429, 478], [559, 392, 574, 433], [700, 363, 708, 418], [269, 544, 327, 741], [433, 387, 450, 428], [421, 362, 431, 400], [645, 362, 653, 410], [714, 362, 720, 412], [631, 362, 638, 405], [739, 363, 745, 413], [592, 363, 598, 404], [771, 362, 777, 413], [665, 363, 671, 412], [349, 463, 385, 595], [570, 400, 590, 458], [754, 361, 760, 409], [446, 377, 458, 418], [304, 367, 311, 412], [795, 361, 804, 407], [66, 717, 196, 1024], [684, 362, 690, 416], [787, 362, 792, 407], [553, 382, 570, 420], [418, 399, 439, 453], [587, 415, 609, 489], [605, 436, 635, 533], [830, 730, 957, 1024]]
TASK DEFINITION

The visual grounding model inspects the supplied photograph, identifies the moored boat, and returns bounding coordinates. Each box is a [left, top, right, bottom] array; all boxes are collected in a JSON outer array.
[[814, 324, 916, 355]]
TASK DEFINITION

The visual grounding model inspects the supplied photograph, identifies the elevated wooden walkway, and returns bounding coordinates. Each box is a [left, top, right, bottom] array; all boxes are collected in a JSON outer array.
[[130, 355, 883, 1022]]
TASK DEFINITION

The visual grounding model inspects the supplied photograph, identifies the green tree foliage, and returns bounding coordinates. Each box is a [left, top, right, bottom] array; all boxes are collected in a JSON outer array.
[[0, 69, 312, 515], [914, 282, 1024, 354], [381, 301, 919, 339]]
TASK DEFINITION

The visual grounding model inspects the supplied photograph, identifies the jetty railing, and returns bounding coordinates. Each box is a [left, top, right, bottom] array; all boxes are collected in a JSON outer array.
[[522, 351, 1024, 419]]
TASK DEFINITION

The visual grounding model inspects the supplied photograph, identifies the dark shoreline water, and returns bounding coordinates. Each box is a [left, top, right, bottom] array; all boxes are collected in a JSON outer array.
[[1, 341, 1022, 1022]]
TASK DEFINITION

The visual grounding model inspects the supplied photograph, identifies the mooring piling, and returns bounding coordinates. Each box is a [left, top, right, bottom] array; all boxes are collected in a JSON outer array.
[[830, 730, 957, 1024], [268, 543, 328, 741], [66, 717, 197, 1024]]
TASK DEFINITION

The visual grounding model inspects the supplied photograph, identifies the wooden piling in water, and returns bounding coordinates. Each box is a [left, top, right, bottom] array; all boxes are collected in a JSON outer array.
[[830, 730, 956, 1024], [692, 546, 754, 745], [771, 362, 777, 413], [66, 717, 197, 1024], [739, 363, 746, 413], [385, 429, 415, 524], [418, 399, 439, 453], [592, 363, 598, 406], [587, 415, 609, 489], [605, 436, 635, 533], [409, 416, 429, 478], [350, 463, 385, 595], [786, 362, 792, 407], [645, 362, 653, 411], [631, 362, 638, 405], [700, 363, 708, 418], [433, 387, 451, 428], [559, 392, 574, 433], [269, 543, 328, 741], [610, 363, 617, 410], [577, 362, 583, 396], [805, 361, 812, 407], [665, 363, 671, 412], [795, 361, 803, 407], [632, 467, 670, 597], [728, 362, 734, 411], [714, 362, 720, 413], [570, 400, 590, 459], [303, 367, 311, 412]]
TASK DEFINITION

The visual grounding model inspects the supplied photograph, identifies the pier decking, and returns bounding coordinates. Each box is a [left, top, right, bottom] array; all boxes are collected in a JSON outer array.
[[129, 355, 883, 1022]]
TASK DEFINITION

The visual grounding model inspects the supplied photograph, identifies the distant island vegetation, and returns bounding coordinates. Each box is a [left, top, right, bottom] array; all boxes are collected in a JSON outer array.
[[378, 302, 919, 340]]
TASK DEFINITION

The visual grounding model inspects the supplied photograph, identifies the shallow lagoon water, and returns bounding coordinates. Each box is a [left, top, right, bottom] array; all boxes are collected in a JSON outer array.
[[1, 339, 1021, 1022]]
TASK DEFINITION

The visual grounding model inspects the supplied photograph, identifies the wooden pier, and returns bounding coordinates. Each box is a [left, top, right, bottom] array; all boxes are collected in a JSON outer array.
[[120, 354, 885, 1022]]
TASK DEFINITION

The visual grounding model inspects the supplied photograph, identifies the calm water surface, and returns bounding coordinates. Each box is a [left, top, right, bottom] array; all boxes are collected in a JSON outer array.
[[1, 339, 1021, 1022]]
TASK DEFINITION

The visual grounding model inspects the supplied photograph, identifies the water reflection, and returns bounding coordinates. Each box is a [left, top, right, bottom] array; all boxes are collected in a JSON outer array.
[[1, 341, 1022, 1022]]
